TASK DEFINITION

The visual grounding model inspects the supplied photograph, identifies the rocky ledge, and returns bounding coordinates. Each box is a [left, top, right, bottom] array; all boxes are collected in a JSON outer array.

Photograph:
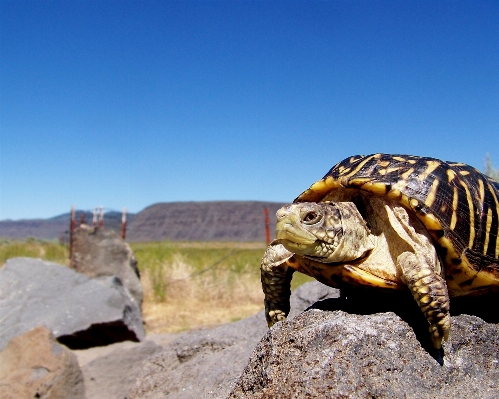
[[131, 283, 499, 399]]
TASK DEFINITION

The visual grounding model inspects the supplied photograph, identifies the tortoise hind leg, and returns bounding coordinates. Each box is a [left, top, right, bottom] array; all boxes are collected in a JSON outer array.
[[398, 252, 450, 349], [261, 241, 295, 327]]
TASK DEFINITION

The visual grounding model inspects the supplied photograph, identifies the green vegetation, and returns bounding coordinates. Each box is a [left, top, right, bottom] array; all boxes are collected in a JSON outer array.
[[485, 153, 499, 181], [0, 238, 68, 267], [131, 241, 312, 302], [132, 242, 259, 302], [4, 152, 498, 331], [130, 241, 313, 332], [0, 239, 312, 332]]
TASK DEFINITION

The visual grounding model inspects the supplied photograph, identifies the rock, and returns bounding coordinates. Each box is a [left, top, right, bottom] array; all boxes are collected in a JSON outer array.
[[287, 279, 340, 319], [73, 334, 179, 399], [128, 313, 268, 399], [70, 224, 143, 307], [229, 291, 499, 399], [0, 326, 85, 399], [73, 333, 180, 369], [0, 257, 145, 351], [78, 340, 163, 399], [128, 282, 339, 399]]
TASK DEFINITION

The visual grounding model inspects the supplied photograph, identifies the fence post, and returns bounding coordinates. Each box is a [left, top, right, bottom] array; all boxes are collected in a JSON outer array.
[[264, 208, 271, 245], [69, 205, 76, 259], [98, 206, 104, 228], [121, 207, 127, 240]]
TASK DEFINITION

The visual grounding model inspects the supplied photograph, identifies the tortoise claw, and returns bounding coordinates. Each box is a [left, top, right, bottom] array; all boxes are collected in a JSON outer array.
[[429, 313, 451, 349], [267, 309, 287, 327]]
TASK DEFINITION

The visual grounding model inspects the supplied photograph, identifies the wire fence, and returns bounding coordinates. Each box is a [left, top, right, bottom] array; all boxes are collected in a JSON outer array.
[[62, 205, 273, 245], [59, 206, 128, 245], [63, 204, 273, 278]]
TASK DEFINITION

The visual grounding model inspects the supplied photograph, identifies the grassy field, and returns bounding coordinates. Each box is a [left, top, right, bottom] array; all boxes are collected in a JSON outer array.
[[0, 239, 313, 333], [0, 238, 69, 266]]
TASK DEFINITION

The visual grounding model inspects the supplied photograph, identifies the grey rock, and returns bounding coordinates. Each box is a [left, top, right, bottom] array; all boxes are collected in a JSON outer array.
[[0, 326, 85, 399], [129, 282, 338, 399], [128, 313, 268, 399], [229, 306, 499, 398], [288, 279, 340, 319], [0, 257, 145, 351], [79, 340, 163, 399], [70, 224, 143, 307]]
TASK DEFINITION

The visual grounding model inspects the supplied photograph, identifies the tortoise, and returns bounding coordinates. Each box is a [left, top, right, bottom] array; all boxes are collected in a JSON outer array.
[[261, 153, 499, 349]]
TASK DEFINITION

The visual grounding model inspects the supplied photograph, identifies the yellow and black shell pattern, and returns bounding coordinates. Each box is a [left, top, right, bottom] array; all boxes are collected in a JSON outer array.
[[295, 153, 499, 296]]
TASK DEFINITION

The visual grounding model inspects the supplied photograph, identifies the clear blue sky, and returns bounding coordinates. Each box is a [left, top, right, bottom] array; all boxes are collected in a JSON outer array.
[[1, 0, 498, 220]]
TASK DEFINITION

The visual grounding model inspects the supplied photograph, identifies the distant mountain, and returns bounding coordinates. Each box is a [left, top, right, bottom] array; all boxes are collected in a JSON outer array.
[[0, 218, 69, 241], [126, 201, 285, 242], [0, 201, 286, 242], [0, 210, 134, 241]]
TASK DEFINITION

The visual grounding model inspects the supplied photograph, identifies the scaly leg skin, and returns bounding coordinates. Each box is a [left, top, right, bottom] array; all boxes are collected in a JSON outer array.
[[398, 252, 450, 349], [261, 241, 295, 327]]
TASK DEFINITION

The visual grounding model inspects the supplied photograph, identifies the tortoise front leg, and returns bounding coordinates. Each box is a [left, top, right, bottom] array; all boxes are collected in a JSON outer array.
[[397, 252, 451, 349], [261, 241, 295, 327]]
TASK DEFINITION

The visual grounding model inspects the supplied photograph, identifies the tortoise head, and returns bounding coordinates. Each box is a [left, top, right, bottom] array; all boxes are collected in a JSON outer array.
[[276, 202, 374, 262]]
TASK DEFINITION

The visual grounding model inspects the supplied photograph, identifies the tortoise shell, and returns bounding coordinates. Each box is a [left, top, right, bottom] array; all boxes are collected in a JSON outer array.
[[294, 153, 499, 295]]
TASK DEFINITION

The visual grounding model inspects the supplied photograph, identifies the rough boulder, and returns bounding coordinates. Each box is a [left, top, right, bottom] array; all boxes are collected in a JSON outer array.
[[77, 339, 163, 399], [0, 326, 85, 399], [0, 257, 145, 350], [70, 224, 143, 307], [128, 282, 339, 399], [229, 288, 499, 399]]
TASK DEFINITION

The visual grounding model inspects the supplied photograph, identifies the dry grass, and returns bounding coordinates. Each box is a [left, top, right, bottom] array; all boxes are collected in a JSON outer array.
[[0, 238, 68, 267], [140, 253, 265, 333], [1, 239, 313, 333]]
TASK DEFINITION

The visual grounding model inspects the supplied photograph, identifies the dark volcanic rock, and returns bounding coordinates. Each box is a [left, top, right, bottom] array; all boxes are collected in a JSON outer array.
[[70, 224, 143, 307], [79, 340, 163, 399], [0, 257, 145, 351], [229, 297, 499, 398], [287, 279, 340, 319], [129, 282, 339, 399], [0, 326, 85, 399], [129, 312, 269, 399]]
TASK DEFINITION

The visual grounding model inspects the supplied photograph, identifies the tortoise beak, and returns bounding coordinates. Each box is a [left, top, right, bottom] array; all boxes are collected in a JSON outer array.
[[275, 205, 317, 245]]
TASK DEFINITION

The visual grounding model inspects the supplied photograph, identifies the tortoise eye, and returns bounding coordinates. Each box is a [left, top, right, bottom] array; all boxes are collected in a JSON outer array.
[[303, 211, 320, 224]]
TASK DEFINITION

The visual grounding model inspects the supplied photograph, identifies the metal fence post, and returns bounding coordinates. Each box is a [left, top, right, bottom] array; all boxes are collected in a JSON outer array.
[[264, 208, 271, 245], [121, 207, 127, 240]]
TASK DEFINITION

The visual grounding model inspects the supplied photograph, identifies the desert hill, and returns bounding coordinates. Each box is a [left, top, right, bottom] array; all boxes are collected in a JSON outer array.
[[0, 211, 130, 241], [0, 201, 285, 242], [126, 201, 284, 242]]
